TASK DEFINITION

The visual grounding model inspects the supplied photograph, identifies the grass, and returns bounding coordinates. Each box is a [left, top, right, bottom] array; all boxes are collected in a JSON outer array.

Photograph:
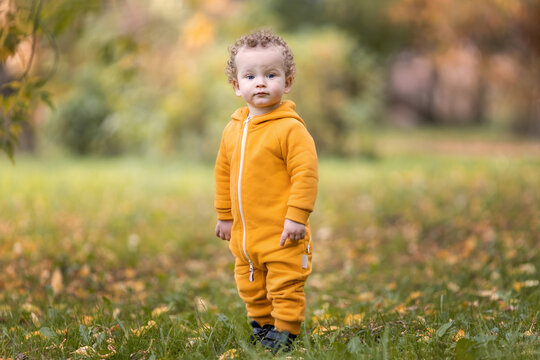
[[0, 149, 539, 359]]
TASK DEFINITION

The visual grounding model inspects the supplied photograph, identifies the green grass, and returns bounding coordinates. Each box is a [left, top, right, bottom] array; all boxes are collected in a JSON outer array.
[[0, 152, 539, 359]]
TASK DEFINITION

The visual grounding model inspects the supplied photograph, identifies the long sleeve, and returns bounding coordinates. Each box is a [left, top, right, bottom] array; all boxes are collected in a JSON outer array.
[[214, 130, 233, 220], [282, 121, 318, 224]]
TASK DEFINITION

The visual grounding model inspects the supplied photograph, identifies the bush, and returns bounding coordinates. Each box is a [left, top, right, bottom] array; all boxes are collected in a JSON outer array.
[[43, 6, 384, 158], [47, 77, 117, 155], [288, 28, 383, 157]]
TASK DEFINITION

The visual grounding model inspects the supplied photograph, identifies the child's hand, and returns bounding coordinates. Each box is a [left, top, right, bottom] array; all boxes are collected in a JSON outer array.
[[280, 219, 305, 246], [215, 220, 233, 241]]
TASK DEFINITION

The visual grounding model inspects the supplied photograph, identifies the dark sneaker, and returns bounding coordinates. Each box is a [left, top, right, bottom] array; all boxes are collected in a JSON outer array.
[[250, 321, 275, 344], [260, 328, 297, 354]]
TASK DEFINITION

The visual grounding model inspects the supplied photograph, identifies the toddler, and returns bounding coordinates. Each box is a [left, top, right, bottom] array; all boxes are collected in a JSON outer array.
[[214, 29, 318, 353]]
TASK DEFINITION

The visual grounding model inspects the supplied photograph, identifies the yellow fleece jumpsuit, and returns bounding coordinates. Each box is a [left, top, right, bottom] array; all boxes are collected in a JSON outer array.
[[215, 100, 318, 335]]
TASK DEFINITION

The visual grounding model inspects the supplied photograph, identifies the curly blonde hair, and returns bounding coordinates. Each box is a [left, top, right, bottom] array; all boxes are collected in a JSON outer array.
[[226, 29, 295, 84]]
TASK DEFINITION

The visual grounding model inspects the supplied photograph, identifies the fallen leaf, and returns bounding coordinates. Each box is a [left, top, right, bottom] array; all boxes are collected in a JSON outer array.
[[357, 292, 375, 302], [131, 320, 157, 336], [453, 329, 465, 341], [51, 268, 64, 295], [151, 305, 170, 318], [72, 346, 96, 357], [82, 315, 93, 326], [344, 313, 365, 326], [21, 303, 41, 315], [195, 297, 208, 312], [25, 331, 44, 340], [31, 312, 40, 328], [218, 348, 237, 360], [407, 291, 422, 302]]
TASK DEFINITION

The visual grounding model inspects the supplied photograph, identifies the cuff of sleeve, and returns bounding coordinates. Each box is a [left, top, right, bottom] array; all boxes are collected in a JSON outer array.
[[217, 210, 233, 221], [285, 206, 310, 225]]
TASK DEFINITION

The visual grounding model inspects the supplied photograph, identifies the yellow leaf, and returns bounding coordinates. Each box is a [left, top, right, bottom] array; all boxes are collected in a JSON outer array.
[[25, 330, 44, 340], [386, 282, 397, 290], [113, 308, 121, 319], [453, 329, 465, 341], [312, 324, 338, 335], [183, 13, 215, 50], [392, 303, 407, 314], [21, 303, 41, 315], [344, 313, 365, 326], [357, 292, 375, 302], [98, 344, 117, 359], [195, 297, 208, 312], [51, 268, 63, 295], [187, 336, 203, 346], [31, 312, 40, 327], [72, 345, 96, 357], [407, 291, 422, 302], [517, 263, 536, 275], [124, 267, 136, 279], [131, 320, 157, 337], [79, 264, 91, 277], [218, 348, 237, 360], [82, 315, 93, 326], [447, 282, 460, 292], [524, 280, 539, 287], [311, 313, 331, 324], [151, 305, 170, 318]]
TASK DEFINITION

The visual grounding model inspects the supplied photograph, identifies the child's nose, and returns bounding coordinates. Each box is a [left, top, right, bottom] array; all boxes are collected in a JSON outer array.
[[255, 76, 266, 86]]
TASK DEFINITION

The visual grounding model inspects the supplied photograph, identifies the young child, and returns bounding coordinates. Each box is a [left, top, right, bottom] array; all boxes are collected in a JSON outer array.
[[214, 29, 318, 353]]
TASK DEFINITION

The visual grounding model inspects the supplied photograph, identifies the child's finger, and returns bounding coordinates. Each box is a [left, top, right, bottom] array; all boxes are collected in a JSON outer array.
[[280, 230, 288, 247]]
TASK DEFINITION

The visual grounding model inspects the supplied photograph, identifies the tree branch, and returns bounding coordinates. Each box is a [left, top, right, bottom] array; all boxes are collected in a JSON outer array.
[[18, 0, 43, 80]]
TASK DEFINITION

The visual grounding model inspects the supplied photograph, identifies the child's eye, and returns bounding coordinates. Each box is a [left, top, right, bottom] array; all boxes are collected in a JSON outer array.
[[246, 75, 254, 80], [267, 73, 276, 79]]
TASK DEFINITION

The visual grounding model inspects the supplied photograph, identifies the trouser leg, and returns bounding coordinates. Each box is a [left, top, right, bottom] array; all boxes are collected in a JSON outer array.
[[234, 257, 273, 326], [266, 252, 311, 335]]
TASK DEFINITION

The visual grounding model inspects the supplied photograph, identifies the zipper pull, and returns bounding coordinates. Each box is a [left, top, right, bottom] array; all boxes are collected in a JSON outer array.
[[249, 263, 254, 282]]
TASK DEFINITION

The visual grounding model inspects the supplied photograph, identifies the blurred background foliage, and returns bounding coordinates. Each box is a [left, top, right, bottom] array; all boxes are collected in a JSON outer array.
[[1, 0, 539, 160]]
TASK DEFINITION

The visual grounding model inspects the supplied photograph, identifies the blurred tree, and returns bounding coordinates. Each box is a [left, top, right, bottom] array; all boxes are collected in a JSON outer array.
[[0, 0, 101, 161], [39, 0, 385, 158], [267, 0, 410, 55], [387, 0, 540, 134], [288, 28, 383, 157]]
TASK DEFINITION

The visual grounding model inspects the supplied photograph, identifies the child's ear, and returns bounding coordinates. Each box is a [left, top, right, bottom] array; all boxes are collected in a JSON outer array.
[[232, 80, 242, 96], [284, 75, 293, 94]]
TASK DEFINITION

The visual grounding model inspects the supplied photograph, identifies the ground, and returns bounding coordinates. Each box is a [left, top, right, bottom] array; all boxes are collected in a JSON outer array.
[[0, 131, 539, 359]]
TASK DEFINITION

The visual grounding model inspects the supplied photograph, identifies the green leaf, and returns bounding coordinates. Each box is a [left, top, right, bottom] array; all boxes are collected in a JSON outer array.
[[9, 123, 22, 136], [346, 336, 362, 354], [34, 78, 47, 88], [116, 318, 129, 339], [4, 139, 15, 163], [40, 327, 57, 340], [102, 295, 112, 307], [79, 324, 91, 344], [40, 91, 55, 110], [455, 338, 477, 360], [435, 321, 453, 338]]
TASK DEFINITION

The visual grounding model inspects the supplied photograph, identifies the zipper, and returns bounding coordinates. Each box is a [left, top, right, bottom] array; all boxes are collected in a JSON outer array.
[[238, 116, 254, 282], [302, 232, 311, 269]]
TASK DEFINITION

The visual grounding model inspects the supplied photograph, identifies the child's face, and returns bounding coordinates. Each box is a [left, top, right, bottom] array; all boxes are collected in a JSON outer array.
[[233, 45, 292, 116]]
